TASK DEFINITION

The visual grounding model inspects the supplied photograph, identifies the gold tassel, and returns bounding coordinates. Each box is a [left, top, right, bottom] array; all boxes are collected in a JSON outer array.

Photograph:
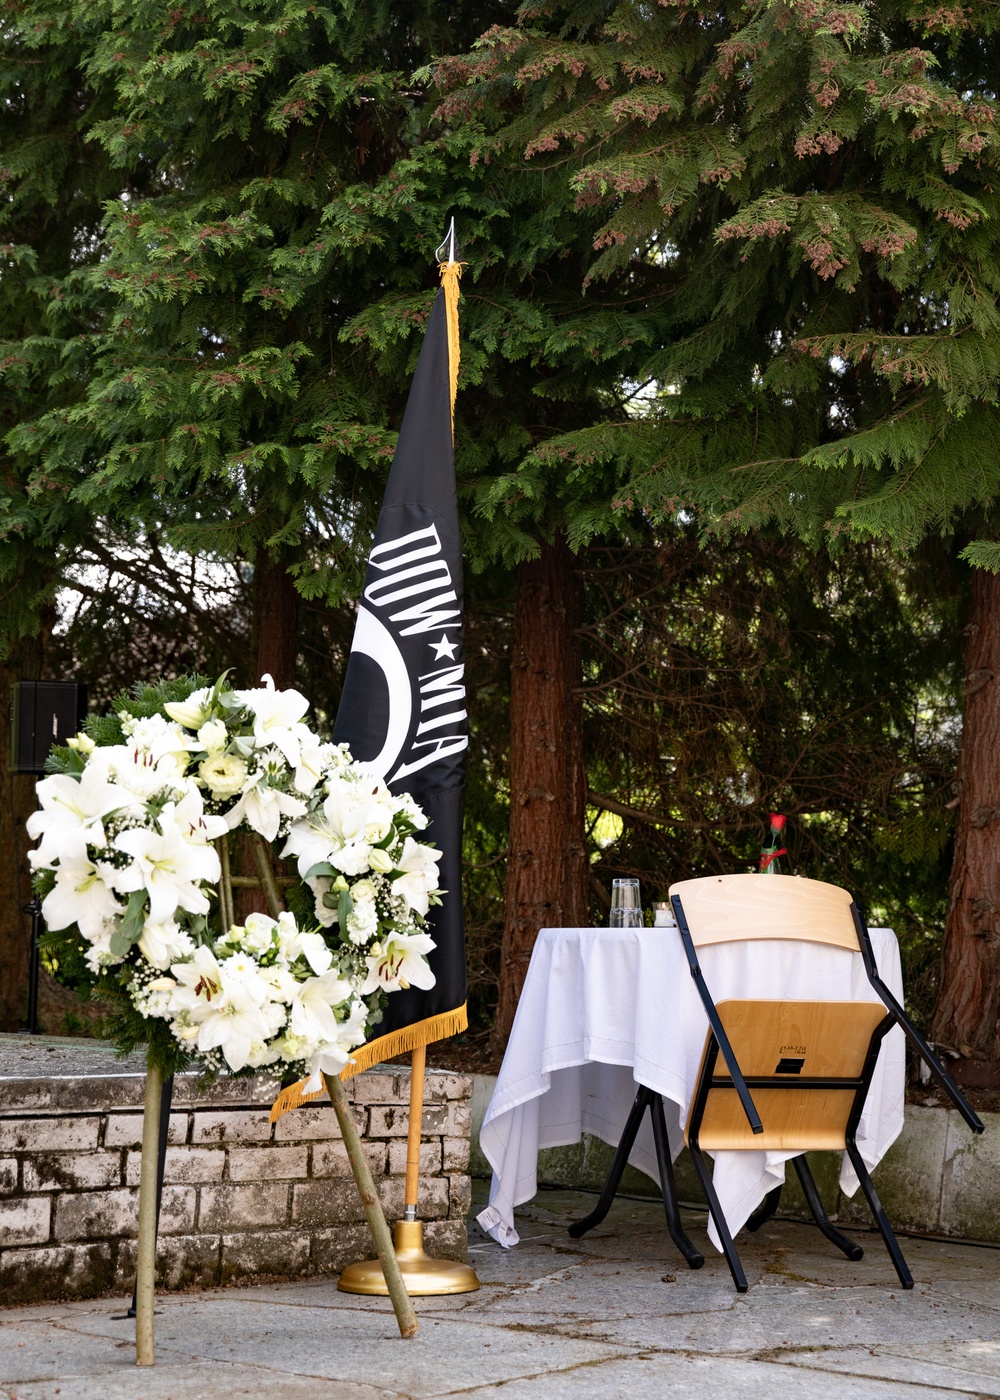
[[268, 1079, 328, 1122], [437, 259, 463, 438], [269, 1003, 469, 1122]]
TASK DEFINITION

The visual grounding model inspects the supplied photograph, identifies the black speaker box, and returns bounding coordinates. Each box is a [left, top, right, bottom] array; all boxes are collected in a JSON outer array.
[[10, 681, 89, 775]]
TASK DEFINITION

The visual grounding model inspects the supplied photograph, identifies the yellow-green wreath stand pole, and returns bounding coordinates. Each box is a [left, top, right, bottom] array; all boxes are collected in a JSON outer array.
[[135, 1051, 163, 1366]]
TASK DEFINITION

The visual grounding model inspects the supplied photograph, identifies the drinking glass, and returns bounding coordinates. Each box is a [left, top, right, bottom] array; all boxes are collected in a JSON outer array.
[[610, 878, 642, 927]]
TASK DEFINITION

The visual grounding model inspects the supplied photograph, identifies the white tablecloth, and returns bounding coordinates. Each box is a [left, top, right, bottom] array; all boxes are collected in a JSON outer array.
[[477, 925, 905, 1252]]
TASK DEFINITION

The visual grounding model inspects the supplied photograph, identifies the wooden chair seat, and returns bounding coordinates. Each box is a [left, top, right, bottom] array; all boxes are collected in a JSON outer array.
[[687, 998, 888, 1152]]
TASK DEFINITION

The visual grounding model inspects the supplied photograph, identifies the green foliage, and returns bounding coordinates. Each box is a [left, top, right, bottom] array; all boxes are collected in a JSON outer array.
[[578, 531, 962, 1023], [3, 0, 653, 658], [439, 0, 1000, 559]]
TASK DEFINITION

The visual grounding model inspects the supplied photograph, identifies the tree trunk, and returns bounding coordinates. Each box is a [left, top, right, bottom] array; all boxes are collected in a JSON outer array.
[[491, 534, 587, 1054], [931, 566, 1000, 1059], [251, 552, 300, 689], [238, 554, 301, 920], [0, 636, 43, 1031]]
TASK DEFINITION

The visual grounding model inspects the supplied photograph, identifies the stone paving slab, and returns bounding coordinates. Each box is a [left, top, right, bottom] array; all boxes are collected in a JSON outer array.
[[450, 1355, 975, 1400], [2, 1184, 999, 1399], [777, 1343, 1000, 1397]]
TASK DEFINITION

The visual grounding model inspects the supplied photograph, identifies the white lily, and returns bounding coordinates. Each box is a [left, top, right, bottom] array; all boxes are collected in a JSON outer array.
[[170, 786, 230, 842], [302, 997, 369, 1092], [236, 674, 312, 768], [92, 744, 187, 803], [123, 713, 193, 765], [114, 810, 221, 924], [41, 855, 122, 936], [169, 945, 225, 1011], [326, 774, 396, 845], [27, 768, 135, 867], [168, 946, 274, 1072], [163, 687, 214, 731], [293, 736, 335, 796], [281, 815, 341, 879], [288, 968, 355, 1044], [297, 930, 334, 975], [192, 982, 275, 1072], [224, 756, 307, 841], [361, 930, 437, 995], [391, 837, 443, 918]]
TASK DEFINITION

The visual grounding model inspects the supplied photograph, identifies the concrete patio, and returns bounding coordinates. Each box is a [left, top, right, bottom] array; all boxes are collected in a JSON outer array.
[[2, 1180, 999, 1398]]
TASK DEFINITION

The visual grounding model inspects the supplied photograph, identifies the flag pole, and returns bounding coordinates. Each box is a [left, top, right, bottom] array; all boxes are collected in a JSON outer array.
[[338, 1039, 479, 1295], [337, 225, 478, 1297]]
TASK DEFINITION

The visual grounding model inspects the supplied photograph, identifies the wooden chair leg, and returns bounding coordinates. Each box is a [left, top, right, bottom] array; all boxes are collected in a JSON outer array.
[[568, 1086, 652, 1239], [689, 1142, 748, 1293], [844, 1142, 913, 1289], [649, 1093, 704, 1269], [792, 1155, 864, 1260]]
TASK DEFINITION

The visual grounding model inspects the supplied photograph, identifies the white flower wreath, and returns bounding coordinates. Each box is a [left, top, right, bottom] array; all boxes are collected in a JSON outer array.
[[29, 673, 441, 1089]]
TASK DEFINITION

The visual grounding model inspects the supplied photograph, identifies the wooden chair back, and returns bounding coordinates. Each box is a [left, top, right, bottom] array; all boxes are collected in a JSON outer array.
[[685, 998, 889, 1151], [668, 873, 859, 951]]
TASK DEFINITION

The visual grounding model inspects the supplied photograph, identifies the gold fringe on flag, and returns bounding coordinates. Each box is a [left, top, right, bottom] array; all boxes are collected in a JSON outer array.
[[269, 1003, 468, 1122], [438, 258, 463, 436]]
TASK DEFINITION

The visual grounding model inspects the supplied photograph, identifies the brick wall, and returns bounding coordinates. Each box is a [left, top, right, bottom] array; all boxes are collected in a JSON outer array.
[[0, 1055, 472, 1305]]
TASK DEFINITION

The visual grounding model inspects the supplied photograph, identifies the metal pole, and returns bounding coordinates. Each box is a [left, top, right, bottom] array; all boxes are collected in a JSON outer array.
[[24, 897, 42, 1034]]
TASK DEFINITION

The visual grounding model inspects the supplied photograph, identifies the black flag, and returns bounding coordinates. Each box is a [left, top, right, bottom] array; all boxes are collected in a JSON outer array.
[[333, 270, 468, 1073]]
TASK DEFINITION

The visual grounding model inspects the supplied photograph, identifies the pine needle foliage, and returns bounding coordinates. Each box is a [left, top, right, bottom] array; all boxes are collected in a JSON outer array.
[[2, 0, 662, 631], [436, 0, 1000, 557]]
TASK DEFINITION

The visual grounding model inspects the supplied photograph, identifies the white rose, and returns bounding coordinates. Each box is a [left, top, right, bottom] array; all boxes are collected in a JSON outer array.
[[246, 1040, 280, 1069], [350, 879, 376, 903], [330, 842, 372, 876], [197, 719, 229, 756], [199, 753, 248, 800]]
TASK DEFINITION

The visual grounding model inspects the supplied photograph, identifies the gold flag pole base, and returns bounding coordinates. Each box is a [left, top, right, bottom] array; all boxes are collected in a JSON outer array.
[[337, 1219, 480, 1296]]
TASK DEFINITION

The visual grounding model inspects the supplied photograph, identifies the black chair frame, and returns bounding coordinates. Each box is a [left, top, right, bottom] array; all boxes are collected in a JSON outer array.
[[673, 894, 983, 1137]]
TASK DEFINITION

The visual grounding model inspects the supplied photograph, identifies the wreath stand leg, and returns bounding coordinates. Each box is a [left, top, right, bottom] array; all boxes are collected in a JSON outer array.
[[248, 835, 418, 1339], [323, 1071, 418, 1337], [135, 1053, 163, 1366]]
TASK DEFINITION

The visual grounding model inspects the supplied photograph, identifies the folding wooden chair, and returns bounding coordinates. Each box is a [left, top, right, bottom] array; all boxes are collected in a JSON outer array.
[[569, 873, 983, 1292], [673, 873, 983, 1292]]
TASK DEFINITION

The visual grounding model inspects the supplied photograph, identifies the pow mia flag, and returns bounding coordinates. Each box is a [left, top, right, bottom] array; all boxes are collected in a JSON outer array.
[[333, 279, 469, 1067]]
